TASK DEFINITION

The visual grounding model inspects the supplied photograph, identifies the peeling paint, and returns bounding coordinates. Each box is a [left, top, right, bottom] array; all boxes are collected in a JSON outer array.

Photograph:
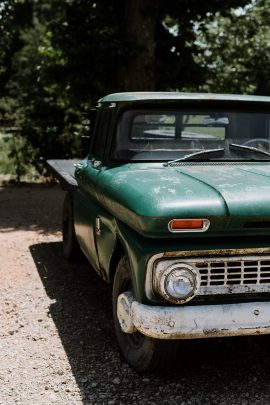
[[124, 296, 270, 340]]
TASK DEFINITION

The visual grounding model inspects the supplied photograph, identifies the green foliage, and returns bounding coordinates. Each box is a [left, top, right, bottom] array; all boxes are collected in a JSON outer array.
[[2, 7, 82, 173], [195, 0, 270, 95], [0, 134, 36, 182], [156, 0, 249, 91], [0, 0, 33, 92], [1, 0, 267, 180]]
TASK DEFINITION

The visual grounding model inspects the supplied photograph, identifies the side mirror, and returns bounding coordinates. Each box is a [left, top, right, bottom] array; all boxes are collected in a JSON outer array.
[[81, 135, 91, 156], [80, 108, 97, 156]]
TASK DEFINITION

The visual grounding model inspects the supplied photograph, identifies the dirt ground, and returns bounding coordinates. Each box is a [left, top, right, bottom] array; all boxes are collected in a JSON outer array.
[[0, 183, 121, 404], [2, 183, 270, 405]]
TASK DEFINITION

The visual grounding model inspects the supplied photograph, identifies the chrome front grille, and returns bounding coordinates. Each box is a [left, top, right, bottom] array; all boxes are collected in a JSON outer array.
[[194, 256, 270, 295], [148, 254, 270, 298], [197, 259, 270, 287]]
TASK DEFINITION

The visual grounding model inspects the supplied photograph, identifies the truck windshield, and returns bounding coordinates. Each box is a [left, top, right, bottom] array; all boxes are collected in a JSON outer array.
[[112, 109, 270, 162]]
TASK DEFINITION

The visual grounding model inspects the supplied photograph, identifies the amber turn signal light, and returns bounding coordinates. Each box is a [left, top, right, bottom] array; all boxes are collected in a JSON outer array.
[[168, 219, 210, 232]]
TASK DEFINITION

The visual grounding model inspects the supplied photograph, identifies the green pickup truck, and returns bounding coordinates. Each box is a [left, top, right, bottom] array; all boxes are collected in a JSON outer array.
[[47, 92, 270, 372]]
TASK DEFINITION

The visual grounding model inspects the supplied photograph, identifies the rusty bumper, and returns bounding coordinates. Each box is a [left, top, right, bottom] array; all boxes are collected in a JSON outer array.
[[117, 292, 270, 339]]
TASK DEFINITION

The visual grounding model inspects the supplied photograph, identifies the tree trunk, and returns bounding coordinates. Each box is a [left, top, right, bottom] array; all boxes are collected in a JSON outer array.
[[122, 0, 160, 91]]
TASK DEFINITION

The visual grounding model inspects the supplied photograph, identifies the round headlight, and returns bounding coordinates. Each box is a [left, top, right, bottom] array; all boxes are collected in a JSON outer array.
[[158, 264, 200, 304]]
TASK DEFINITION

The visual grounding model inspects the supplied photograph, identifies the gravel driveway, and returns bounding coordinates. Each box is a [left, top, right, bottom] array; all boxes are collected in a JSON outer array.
[[1, 183, 270, 405]]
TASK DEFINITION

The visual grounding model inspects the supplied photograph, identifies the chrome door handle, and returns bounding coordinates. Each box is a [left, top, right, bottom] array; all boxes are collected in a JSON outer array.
[[74, 162, 84, 169]]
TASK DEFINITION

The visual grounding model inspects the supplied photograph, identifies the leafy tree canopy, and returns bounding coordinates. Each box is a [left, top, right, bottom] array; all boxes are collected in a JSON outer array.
[[195, 0, 270, 95], [2, 0, 266, 175]]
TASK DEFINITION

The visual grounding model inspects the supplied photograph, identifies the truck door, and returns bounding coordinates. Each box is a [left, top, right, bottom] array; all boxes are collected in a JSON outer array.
[[74, 107, 111, 273]]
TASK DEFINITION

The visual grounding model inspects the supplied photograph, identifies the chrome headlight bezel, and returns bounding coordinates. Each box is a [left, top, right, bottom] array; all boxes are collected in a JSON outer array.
[[146, 257, 201, 304], [159, 264, 200, 304]]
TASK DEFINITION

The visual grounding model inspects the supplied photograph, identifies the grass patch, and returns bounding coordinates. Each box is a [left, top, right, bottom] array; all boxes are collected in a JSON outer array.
[[0, 134, 38, 182]]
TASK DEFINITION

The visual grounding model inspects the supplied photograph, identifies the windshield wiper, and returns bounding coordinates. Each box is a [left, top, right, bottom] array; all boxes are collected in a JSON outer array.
[[164, 148, 225, 166], [229, 143, 270, 158]]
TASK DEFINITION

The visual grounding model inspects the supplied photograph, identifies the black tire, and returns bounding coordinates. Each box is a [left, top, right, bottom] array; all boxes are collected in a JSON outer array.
[[62, 192, 81, 260], [112, 256, 179, 373]]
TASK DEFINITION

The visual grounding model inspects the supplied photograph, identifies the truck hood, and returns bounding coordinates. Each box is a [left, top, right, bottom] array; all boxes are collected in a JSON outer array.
[[98, 163, 270, 236]]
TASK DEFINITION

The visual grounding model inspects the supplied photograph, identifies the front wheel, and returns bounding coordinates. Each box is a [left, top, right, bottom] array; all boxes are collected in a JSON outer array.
[[112, 256, 179, 373]]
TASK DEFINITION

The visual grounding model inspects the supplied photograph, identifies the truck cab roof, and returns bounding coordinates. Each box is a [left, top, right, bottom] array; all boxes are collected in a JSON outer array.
[[98, 92, 270, 105]]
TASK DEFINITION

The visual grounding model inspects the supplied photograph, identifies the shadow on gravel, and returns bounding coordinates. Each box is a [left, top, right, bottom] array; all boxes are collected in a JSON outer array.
[[29, 242, 117, 373], [30, 241, 270, 404], [0, 183, 64, 234]]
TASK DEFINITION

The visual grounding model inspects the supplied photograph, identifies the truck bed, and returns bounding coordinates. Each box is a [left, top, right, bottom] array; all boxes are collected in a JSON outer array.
[[46, 159, 78, 191]]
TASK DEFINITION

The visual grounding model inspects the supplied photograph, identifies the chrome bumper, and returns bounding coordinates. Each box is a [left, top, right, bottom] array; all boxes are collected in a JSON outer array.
[[117, 292, 270, 339]]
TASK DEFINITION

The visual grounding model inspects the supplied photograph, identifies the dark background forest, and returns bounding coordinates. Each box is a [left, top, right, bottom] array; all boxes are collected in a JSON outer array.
[[0, 0, 270, 180]]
